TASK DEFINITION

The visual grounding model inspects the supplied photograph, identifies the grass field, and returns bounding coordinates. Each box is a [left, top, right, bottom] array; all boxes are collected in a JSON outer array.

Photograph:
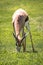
[[0, 0, 43, 65]]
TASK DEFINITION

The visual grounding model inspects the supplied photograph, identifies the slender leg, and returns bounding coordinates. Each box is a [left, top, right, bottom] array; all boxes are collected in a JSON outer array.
[[22, 28, 26, 52], [29, 31, 35, 52]]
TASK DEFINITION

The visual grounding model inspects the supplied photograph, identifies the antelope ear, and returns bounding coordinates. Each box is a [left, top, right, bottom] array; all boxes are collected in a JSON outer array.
[[25, 16, 29, 22]]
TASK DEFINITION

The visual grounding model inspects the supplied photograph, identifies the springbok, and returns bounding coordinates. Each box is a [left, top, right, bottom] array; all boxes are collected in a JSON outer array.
[[12, 8, 29, 52]]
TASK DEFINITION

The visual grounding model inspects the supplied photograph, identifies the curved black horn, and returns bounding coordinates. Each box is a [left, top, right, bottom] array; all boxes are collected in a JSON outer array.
[[13, 33, 26, 44]]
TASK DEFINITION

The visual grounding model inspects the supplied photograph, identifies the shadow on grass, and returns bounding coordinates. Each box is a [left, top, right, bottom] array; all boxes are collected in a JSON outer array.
[[26, 50, 38, 53]]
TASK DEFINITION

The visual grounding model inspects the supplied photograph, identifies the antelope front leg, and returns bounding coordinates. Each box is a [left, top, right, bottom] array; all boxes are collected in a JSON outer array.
[[22, 37, 26, 52], [22, 28, 26, 52]]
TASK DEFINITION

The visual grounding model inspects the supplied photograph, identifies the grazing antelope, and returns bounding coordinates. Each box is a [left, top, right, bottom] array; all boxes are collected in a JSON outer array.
[[12, 8, 29, 52]]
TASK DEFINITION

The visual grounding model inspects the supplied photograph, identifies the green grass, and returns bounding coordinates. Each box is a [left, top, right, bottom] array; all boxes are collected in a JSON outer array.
[[0, 0, 43, 65]]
